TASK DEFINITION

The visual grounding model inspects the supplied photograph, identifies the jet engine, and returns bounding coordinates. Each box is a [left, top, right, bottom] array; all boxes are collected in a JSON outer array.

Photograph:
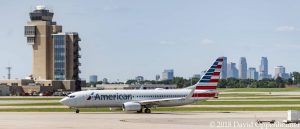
[[122, 102, 142, 111]]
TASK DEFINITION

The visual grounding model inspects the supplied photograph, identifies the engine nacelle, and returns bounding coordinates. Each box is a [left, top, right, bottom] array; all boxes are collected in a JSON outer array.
[[122, 102, 141, 111]]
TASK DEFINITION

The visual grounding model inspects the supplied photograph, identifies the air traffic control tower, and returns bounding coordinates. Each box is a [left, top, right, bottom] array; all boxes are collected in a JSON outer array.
[[24, 5, 83, 91]]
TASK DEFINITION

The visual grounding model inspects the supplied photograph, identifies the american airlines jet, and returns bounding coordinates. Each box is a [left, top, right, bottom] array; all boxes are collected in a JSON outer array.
[[60, 57, 224, 113]]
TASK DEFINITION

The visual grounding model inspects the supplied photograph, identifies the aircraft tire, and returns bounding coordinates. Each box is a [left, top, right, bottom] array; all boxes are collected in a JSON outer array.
[[75, 109, 80, 113], [137, 108, 143, 113], [145, 108, 151, 113]]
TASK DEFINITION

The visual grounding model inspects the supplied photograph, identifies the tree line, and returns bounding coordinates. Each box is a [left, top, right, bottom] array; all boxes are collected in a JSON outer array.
[[218, 78, 288, 88], [125, 72, 300, 88], [88, 72, 300, 88], [126, 77, 199, 88]]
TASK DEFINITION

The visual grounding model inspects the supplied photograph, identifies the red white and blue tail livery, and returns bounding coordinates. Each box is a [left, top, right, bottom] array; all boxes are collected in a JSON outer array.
[[60, 57, 224, 113], [191, 57, 223, 98]]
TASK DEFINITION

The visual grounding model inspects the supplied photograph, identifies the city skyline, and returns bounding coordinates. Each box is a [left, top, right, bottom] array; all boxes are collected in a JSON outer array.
[[0, 0, 299, 81]]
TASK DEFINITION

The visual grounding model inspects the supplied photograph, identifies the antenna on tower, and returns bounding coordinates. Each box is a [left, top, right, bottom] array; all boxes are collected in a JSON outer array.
[[6, 67, 11, 80]]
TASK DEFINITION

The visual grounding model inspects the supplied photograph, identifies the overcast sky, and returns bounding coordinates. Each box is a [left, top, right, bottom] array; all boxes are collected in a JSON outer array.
[[0, 0, 299, 82]]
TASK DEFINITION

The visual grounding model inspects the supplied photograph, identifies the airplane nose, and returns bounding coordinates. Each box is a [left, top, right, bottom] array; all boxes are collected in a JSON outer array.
[[59, 97, 69, 106]]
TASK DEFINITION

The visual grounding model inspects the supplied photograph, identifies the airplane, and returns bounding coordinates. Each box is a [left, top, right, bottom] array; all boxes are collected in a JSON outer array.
[[59, 57, 224, 113]]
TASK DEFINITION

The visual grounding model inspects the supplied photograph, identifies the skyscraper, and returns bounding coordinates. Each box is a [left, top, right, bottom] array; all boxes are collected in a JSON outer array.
[[155, 74, 160, 81], [247, 67, 258, 80], [24, 5, 82, 91], [259, 57, 268, 80], [103, 78, 108, 84], [274, 66, 290, 80], [162, 69, 174, 80], [238, 57, 247, 79], [221, 57, 227, 79], [135, 76, 144, 82], [227, 62, 238, 78], [192, 74, 201, 79], [89, 75, 98, 84]]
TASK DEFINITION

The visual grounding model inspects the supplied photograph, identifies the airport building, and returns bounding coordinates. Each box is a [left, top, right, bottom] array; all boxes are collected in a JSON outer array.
[[0, 5, 85, 95], [0, 85, 12, 96], [24, 5, 84, 91]]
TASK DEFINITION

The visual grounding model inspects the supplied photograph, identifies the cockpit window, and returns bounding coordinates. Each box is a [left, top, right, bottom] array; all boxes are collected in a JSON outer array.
[[68, 95, 75, 98]]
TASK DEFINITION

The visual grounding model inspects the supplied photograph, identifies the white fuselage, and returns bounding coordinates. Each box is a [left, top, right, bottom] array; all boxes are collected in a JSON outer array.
[[60, 89, 214, 108], [59, 57, 223, 113]]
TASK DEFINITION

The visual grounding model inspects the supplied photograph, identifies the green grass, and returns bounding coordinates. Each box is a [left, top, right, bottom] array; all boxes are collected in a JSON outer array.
[[193, 101, 300, 105], [0, 107, 300, 112], [218, 92, 300, 98], [218, 88, 300, 92], [218, 93, 300, 98], [0, 108, 113, 112], [219, 94, 271, 97], [0, 98, 62, 100], [0, 102, 62, 106]]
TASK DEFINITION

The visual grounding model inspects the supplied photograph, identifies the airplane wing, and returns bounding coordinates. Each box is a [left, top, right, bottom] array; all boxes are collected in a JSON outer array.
[[136, 87, 195, 105], [136, 97, 185, 105]]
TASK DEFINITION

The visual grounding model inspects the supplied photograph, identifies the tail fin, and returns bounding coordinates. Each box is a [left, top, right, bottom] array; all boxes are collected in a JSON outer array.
[[195, 57, 224, 90]]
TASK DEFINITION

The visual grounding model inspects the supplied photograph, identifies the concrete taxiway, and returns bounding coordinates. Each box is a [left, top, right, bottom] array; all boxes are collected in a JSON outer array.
[[0, 111, 299, 129]]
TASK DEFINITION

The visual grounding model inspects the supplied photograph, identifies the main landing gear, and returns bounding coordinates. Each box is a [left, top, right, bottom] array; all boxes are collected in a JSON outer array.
[[137, 108, 143, 113], [137, 108, 151, 113], [75, 109, 80, 113], [144, 108, 151, 113]]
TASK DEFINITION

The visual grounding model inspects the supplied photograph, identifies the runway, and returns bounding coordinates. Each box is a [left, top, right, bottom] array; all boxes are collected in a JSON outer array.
[[1, 111, 299, 129]]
